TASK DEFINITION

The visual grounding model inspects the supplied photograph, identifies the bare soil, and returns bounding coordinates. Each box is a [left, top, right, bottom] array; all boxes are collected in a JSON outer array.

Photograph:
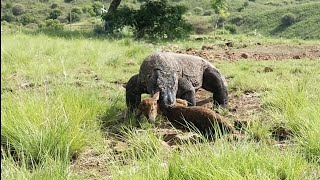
[[166, 43, 320, 61]]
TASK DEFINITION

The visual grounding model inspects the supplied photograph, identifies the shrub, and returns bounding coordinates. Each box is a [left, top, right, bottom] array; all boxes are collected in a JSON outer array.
[[67, 12, 81, 23], [217, 16, 226, 28], [193, 7, 203, 15], [5, 3, 12, 9], [229, 15, 244, 26], [50, 3, 58, 9], [48, 9, 62, 20], [1, 13, 16, 22], [203, 10, 212, 16], [71, 7, 82, 14], [25, 23, 38, 30], [281, 13, 296, 26], [93, 24, 106, 35], [12, 4, 25, 16], [225, 24, 237, 34], [82, 6, 95, 17], [248, 0, 256, 2], [64, 0, 74, 2], [92, 2, 103, 16], [39, 19, 64, 31], [18, 14, 36, 25]]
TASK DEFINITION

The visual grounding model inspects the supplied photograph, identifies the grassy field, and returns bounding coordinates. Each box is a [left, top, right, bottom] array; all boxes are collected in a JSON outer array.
[[1, 31, 320, 179]]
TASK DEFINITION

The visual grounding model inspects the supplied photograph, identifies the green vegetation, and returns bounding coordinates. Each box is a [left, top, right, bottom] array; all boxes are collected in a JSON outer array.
[[227, 1, 320, 39], [1, 2, 319, 179], [1, 31, 320, 179], [102, 0, 192, 39], [1, 0, 320, 39]]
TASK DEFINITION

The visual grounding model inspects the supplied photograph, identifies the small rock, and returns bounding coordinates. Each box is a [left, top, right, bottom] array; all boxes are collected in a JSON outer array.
[[263, 67, 274, 72], [201, 45, 214, 50], [20, 81, 34, 89], [92, 74, 101, 81], [126, 60, 136, 66], [225, 42, 233, 47], [241, 53, 249, 59], [293, 55, 301, 59], [195, 37, 205, 41], [113, 141, 128, 153]]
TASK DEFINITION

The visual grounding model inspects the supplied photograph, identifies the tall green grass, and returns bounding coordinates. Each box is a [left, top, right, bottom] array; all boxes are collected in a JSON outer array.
[[2, 32, 320, 179], [263, 76, 320, 163], [1, 32, 151, 178], [110, 129, 319, 179]]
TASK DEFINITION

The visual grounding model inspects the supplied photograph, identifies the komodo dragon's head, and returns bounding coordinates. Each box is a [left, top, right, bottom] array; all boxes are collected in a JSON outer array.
[[147, 68, 178, 108]]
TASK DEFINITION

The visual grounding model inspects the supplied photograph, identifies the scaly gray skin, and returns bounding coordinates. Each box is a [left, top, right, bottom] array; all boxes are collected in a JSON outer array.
[[126, 52, 228, 112]]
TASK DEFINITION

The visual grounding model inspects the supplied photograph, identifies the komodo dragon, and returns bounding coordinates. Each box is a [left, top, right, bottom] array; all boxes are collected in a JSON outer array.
[[126, 52, 228, 112]]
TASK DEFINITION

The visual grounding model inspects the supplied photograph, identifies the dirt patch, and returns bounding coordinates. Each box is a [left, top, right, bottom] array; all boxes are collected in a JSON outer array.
[[70, 144, 113, 179], [165, 44, 320, 61]]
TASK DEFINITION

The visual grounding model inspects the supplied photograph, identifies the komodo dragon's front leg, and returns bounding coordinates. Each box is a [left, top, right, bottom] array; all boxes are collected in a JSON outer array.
[[202, 66, 229, 107], [177, 78, 196, 106], [126, 74, 145, 112]]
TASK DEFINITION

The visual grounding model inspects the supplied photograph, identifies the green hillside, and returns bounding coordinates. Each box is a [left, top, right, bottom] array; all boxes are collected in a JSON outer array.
[[1, 0, 320, 39], [227, 1, 320, 39]]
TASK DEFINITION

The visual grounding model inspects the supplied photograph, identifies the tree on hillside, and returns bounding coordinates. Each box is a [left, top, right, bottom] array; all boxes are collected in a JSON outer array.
[[102, 0, 192, 39], [106, 0, 122, 17], [210, 0, 229, 34]]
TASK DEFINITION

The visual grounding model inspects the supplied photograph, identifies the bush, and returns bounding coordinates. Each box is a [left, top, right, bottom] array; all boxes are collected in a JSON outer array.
[[229, 15, 244, 26], [25, 23, 38, 30], [203, 10, 212, 16], [193, 7, 203, 15], [12, 4, 25, 16], [67, 12, 81, 23], [92, 2, 103, 16], [217, 16, 226, 28], [18, 14, 36, 25], [5, 3, 12, 9], [64, 0, 74, 2], [102, 0, 192, 39], [2, 13, 16, 22], [50, 3, 58, 9], [93, 24, 106, 35], [48, 9, 62, 20], [281, 13, 296, 26], [39, 19, 64, 31], [82, 6, 95, 17], [71, 7, 82, 14], [225, 24, 237, 34]]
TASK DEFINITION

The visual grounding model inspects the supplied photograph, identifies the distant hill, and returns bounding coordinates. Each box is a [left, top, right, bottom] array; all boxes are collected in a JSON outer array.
[[1, 0, 319, 39], [226, 1, 320, 39]]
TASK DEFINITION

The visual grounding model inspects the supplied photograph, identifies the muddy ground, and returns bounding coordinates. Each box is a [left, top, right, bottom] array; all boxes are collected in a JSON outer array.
[[70, 43, 319, 178]]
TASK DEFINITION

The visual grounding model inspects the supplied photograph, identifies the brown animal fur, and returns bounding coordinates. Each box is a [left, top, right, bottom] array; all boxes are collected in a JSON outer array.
[[136, 92, 187, 122], [137, 92, 235, 136]]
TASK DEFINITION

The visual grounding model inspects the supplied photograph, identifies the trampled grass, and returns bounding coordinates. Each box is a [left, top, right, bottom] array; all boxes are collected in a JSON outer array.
[[1, 32, 320, 179]]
